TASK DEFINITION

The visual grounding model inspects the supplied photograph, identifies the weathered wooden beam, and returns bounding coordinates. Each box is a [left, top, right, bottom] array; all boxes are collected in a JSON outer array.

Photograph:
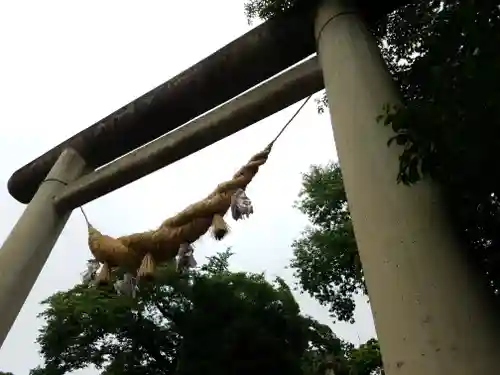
[[54, 56, 323, 212], [8, 11, 316, 204], [8, 0, 405, 204]]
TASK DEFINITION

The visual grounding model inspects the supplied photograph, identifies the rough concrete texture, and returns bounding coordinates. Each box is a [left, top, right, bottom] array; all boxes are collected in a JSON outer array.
[[315, 0, 500, 373], [0, 149, 87, 348]]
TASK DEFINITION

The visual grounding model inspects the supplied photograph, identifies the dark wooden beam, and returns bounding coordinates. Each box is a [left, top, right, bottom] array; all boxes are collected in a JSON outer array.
[[8, 0, 406, 204], [54, 56, 323, 211], [8, 12, 316, 204]]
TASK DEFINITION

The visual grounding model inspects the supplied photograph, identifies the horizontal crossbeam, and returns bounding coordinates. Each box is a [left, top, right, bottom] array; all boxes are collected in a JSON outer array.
[[8, 12, 315, 204], [54, 56, 323, 211], [8, 0, 404, 204]]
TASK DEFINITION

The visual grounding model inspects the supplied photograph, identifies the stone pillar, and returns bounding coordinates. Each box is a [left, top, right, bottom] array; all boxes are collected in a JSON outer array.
[[0, 149, 87, 348], [314, 0, 500, 374]]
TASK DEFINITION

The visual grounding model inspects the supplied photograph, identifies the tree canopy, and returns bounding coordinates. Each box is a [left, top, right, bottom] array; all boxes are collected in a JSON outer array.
[[31, 250, 383, 375], [291, 163, 364, 323], [244, 0, 500, 310], [377, 0, 500, 295]]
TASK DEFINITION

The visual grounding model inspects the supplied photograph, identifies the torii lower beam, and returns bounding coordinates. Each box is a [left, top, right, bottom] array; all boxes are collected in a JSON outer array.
[[54, 56, 323, 212]]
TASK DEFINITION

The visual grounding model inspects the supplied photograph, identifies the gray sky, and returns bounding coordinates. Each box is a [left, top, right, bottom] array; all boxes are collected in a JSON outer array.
[[0, 1, 376, 373]]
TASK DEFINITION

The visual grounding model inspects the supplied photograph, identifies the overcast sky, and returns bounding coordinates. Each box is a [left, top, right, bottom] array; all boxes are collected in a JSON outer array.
[[0, 1, 376, 373]]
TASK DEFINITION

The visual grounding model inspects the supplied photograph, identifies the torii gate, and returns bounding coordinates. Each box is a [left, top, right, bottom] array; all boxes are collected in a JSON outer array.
[[0, 0, 498, 374]]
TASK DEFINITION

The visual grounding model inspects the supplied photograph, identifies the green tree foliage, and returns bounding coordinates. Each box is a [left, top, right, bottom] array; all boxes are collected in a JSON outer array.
[[244, 0, 500, 299], [244, 0, 314, 21], [291, 163, 365, 322], [0, 372, 15, 375], [290, 164, 383, 372], [346, 339, 383, 375], [376, 0, 500, 295], [31, 250, 381, 375]]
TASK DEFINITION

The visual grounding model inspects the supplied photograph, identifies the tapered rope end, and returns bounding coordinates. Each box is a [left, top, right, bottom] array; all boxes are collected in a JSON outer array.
[[138, 253, 156, 280], [211, 214, 229, 240]]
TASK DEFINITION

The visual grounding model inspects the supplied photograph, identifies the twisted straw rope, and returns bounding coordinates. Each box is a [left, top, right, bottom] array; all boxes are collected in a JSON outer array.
[[85, 96, 312, 273], [87, 146, 271, 269]]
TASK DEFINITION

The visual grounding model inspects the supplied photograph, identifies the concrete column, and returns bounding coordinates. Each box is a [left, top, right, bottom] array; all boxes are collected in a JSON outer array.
[[315, 1, 500, 374], [0, 149, 87, 348]]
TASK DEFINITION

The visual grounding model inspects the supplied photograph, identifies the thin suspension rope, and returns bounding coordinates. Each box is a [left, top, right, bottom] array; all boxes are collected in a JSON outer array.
[[268, 94, 313, 148], [80, 206, 90, 227]]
